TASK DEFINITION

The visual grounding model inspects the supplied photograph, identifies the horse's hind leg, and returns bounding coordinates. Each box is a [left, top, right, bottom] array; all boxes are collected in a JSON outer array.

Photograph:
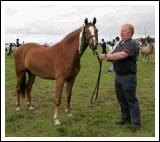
[[54, 78, 65, 125], [26, 71, 35, 111], [65, 78, 75, 116], [16, 72, 26, 111]]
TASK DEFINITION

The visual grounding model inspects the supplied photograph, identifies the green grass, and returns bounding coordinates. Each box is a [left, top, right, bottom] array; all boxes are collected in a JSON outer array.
[[5, 48, 155, 137]]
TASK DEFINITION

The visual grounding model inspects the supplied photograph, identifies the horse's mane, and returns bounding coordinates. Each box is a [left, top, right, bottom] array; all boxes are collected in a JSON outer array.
[[51, 27, 82, 48], [62, 27, 82, 41]]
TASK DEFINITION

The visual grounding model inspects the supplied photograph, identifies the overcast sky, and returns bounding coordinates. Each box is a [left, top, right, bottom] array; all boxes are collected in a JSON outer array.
[[4, 2, 156, 44]]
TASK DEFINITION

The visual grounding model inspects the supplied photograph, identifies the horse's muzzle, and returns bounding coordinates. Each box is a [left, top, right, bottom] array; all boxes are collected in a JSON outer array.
[[89, 43, 98, 51]]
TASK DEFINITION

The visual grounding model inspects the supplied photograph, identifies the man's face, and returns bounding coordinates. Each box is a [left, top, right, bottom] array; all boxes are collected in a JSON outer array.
[[120, 26, 132, 41]]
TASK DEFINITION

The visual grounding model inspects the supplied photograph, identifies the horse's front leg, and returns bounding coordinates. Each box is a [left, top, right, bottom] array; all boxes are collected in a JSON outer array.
[[65, 78, 75, 116], [54, 78, 65, 125]]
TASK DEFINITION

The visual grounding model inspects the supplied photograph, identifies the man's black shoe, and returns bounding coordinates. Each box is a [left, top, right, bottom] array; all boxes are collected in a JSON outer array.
[[132, 125, 141, 132], [116, 119, 131, 125]]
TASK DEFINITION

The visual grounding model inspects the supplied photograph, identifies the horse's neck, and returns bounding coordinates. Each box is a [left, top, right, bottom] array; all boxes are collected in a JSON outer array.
[[79, 29, 88, 57], [58, 27, 87, 57]]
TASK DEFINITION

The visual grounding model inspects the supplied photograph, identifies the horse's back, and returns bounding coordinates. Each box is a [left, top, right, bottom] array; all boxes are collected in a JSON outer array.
[[14, 43, 41, 57], [19, 43, 42, 51]]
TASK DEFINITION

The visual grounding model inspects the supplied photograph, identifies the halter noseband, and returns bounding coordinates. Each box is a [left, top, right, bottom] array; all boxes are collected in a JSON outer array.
[[88, 35, 98, 42]]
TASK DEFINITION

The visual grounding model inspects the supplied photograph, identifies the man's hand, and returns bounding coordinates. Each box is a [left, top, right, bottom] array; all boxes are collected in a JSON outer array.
[[106, 54, 113, 62], [98, 54, 106, 61]]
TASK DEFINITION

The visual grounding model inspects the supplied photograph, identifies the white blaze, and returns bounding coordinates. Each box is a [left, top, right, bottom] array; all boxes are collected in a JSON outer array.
[[89, 26, 95, 36], [89, 26, 96, 45]]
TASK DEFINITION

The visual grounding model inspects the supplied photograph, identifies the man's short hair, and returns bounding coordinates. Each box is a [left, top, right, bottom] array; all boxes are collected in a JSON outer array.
[[123, 24, 134, 36]]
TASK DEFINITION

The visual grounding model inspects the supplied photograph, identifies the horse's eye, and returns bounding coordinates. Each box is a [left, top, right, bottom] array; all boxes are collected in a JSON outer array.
[[84, 32, 87, 35]]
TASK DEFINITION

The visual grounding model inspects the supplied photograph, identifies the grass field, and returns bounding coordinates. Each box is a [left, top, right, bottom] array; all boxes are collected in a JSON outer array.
[[5, 48, 155, 137]]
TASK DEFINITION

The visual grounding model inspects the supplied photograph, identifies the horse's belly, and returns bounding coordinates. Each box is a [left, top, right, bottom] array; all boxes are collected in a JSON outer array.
[[40, 75, 55, 80], [29, 67, 54, 79], [26, 61, 55, 80]]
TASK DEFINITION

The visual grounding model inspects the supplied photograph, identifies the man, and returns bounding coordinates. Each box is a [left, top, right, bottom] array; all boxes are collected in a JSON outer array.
[[101, 39, 107, 54], [99, 24, 141, 132], [16, 38, 20, 47], [7, 43, 13, 56]]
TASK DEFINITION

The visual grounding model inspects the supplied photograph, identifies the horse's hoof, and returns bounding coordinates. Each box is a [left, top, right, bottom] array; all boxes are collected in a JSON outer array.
[[28, 106, 34, 111], [67, 113, 73, 117], [65, 108, 70, 113], [16, 107, 21, 112], [54, 119, 61, 125]]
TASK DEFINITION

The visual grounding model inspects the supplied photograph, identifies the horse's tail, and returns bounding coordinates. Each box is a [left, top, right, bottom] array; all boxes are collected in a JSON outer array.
[[20, 72, 27, 98]]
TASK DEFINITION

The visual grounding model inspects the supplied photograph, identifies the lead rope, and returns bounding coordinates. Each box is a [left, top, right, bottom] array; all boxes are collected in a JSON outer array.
[[90, 51, 102, 104]]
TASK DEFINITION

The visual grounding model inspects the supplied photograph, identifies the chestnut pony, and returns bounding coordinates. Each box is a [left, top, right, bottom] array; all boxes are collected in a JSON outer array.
[[14, 18, 98, 125]]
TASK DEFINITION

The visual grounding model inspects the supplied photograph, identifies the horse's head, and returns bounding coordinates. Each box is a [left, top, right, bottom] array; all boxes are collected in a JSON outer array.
[[83, 17, 98, 51]]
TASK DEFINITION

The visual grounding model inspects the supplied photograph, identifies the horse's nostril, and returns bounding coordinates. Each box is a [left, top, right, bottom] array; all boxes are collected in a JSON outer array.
[[91, 43, 94, 46]]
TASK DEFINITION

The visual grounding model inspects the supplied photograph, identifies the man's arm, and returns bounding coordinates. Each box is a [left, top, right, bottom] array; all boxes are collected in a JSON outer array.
[[98, 51, 129, 62], [106, 51, 129, 61]]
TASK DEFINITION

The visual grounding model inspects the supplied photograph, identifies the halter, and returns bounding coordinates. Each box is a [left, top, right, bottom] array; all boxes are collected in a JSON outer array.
[[87, 35, 98, 42], [83, 26, 98, 52], [79, 25, 102, 104], [79, 25, 98, 56], [90, 52, 102, 104], [88, 35, 98, 50]]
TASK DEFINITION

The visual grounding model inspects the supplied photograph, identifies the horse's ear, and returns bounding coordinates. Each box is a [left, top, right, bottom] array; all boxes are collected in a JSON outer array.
[[93, 17, 96, 25], [84, 18, 88, 25]]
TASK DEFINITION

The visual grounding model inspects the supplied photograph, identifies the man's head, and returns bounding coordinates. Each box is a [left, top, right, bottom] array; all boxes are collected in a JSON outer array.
[[121, 24, 134, 41], [115, 36, 120, 41], [102, 39, 104, 42], [16, 39, 19, 43]]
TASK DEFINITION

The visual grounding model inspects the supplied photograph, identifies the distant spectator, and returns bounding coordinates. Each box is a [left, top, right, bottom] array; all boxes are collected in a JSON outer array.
[[7, 43, 13, 56], [16, 38, 20, 47], [101, 39, 107, 54]]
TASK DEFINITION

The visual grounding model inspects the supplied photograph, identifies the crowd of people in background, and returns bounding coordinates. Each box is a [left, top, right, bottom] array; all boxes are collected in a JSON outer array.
[[5, 38, 50, 56], [6, 36, 154, 59], [99, 36, 120, 72], [6, 38, 22, 56], [98, 35, 155, 72]]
